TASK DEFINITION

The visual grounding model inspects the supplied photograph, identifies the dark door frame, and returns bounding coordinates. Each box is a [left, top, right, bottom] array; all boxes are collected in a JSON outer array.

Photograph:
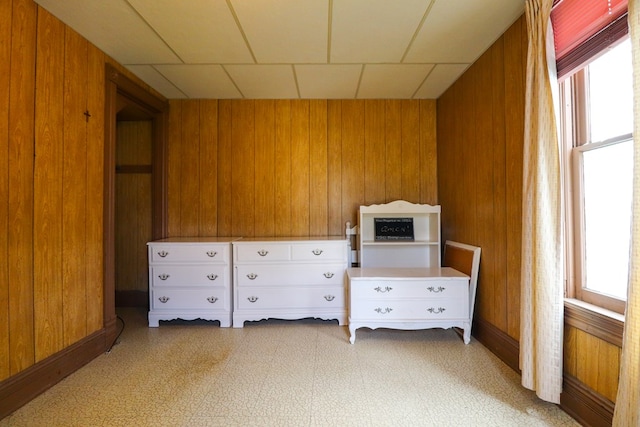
[[104, 64, 169, 345]]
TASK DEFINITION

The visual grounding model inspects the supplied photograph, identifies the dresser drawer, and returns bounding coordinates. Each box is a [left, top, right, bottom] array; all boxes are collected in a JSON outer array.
[[236, 286, 345, 310], [149, 244, 229, 263], [235, 264, 345, 286], [350, 298, 468, 320], [234, 243, 291, 262], [151, 288, 228, 310], [350, 279, 467, 300], [291, 241, 347, 261], [150, 265, 227, 286]]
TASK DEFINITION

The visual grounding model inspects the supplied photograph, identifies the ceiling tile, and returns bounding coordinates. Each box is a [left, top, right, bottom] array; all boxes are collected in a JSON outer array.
[[127, 0, 253, 64], [226, 65, 299, 99], [154, 65, 241, 99], [358, 64, 434, 99], [405, 0, 524, 63], [331, 0, 430, 63], [295, 65, 362, 99], [413, 64, 469, 99], [33, 0, 179, 64], [126, 65, 187, 99], [231, 0, 328, 63]]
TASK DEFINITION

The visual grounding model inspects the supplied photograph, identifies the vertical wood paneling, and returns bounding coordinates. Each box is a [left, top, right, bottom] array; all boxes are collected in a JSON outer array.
[[419, 100, 437, 205], [199, 100, 218, 236], [364, 100, 385, 205], [232, 101, 255, 236], [341, 100, 365, 227], [254, 100, 275, 237], [401, 100, 420, 202], [179, 101, 200, 236], [275, 100, 292, 236], [62, 27, 88, 346], [8, 0, 36, 374], [327, 101, 342, 236], [0, 0, 13, 381], [34, 8, 65, 361], [167, 100, 182, 236], [385, 100, 402, 201], [290, 101, 310, 236], [217, 100, 233, 236], [309, 100, 328, 236]]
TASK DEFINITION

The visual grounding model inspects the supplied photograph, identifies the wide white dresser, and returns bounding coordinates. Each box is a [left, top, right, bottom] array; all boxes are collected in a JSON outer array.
[[347, 267, 471, 344], [147, 237, 236, 327], [232, 237, 349, 328]]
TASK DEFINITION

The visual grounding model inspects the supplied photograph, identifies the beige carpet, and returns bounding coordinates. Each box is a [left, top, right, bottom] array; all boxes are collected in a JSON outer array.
[[0, 308, 579, 426]]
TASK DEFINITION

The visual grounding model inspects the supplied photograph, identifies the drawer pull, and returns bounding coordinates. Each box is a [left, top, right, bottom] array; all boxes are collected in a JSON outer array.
[[207, 274, 218, 281], [374, 307, 393, 314], [374, 286, 393, 293], [324, 295, 335, 301], [427, 286, 446, 293], [323, 272, 334, 279], [427, 307, 446, 314], [158, 274, 170, 280], [312, 249, 323, 256], [247, 296, 259, 303], [257, 249, 269, 256], [206, 251, 217, 258], [247, 273, 258, 280], [158, 296, 170, 303], [157, 250, 169, 258], [207, 296, 218, 304]]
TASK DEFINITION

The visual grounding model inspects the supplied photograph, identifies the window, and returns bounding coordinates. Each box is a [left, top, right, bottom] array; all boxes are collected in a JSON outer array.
[[560, 37, 633, 314]]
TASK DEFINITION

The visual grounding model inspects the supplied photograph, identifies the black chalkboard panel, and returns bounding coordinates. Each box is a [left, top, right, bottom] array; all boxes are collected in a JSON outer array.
[[374, 217, 414, 241]]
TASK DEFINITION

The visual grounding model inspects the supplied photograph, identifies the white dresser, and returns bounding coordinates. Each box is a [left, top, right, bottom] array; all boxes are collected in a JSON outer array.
[[147, 238, 236, 327], [347, 267, 471, 344], [232, 237, 349, 328]]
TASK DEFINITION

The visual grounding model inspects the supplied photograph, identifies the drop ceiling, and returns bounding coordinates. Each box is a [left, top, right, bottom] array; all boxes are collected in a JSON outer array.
[[33, 0, 524, 100]]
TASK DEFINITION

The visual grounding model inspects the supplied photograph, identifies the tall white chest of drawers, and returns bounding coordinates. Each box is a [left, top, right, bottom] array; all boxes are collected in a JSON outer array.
[[232, 237, 349, 328], [347, 267, 471, 344], [147, 238, 236, 327]]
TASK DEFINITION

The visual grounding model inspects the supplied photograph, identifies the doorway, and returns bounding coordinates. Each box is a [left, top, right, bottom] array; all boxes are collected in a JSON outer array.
[[104, 64, 169, 345]]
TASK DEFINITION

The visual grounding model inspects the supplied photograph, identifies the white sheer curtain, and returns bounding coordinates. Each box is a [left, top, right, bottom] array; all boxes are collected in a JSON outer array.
[[520, 0, 564, 404], [613, 0, 640, 424]]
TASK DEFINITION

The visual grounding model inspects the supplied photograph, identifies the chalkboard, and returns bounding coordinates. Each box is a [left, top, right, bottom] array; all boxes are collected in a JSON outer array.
[[374, 217, 414, 241]]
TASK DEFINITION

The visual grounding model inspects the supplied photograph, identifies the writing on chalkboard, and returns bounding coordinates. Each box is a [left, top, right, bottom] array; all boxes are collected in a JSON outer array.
[[374, 218, 414, 241]]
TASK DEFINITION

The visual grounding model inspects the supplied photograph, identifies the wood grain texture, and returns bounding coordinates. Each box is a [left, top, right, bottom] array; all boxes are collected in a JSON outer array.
[[179, 101, 200, 236], [419, 100, 437, 204], [384, 100, 402, 202], [340, 100, 364, 228], [309, 100, 328, 236], [217, 100, 233, 236], [232, 100, 255, 236], [167, 100, 182, 236], [199, 100, 218, 236], [8, 0, 37, 375], [290, 100, 310, 236], [0, 0, 12, 382], [275, 100, 292, 236], [33, 8, 65, 362], [327, 101, 342, 236], [400, 100, 420, 202], [364, 100, 385, 205], [254, 100, 276, 237]]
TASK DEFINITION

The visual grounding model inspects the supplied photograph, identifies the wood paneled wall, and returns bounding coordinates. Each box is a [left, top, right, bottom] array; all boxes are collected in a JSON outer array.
[[437, 14, 622, 415], [167, 99, 437, 239]]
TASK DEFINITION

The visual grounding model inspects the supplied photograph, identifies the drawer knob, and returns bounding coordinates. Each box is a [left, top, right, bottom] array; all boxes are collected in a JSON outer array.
[[324, 295, 335, 301], [158, 296, 170, 303], [158, 274, 170, 280], [247, 273, 258, 280], [427, 286, 446, 293], [247, 296, 259, 303], [312, 249, 323, 256], [157, 250, 169, 258], [374, 286, 393, 293], [206, 251, 217, 257], [374, 307, 393, 314], [323, 272, 334, 279], [207, 296, 218, 304], [257, 249, 269, 256], [427, 307, 446, 314], [207, 274, 218, 281]]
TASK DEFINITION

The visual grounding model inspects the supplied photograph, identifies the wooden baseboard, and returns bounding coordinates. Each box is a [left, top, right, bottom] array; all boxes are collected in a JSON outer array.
[[115, 290, 148, 308], [0, 328, 110, 419], [561, 374, 614, 427], [473, 317, 520, 373]]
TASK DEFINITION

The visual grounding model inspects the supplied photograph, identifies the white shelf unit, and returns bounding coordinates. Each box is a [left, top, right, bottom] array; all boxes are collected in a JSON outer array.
[[358, 200, 441, 268]]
